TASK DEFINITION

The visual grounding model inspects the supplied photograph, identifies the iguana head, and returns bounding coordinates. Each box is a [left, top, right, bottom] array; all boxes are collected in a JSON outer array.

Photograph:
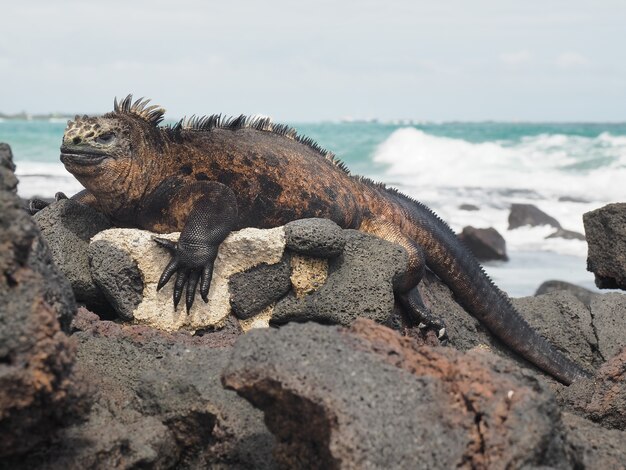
[[60, 95, 167, 208]]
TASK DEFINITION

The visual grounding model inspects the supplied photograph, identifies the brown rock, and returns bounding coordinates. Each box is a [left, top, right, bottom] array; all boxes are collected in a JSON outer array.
[[0, 144, 84, 459], [559, 347, 626, 430]]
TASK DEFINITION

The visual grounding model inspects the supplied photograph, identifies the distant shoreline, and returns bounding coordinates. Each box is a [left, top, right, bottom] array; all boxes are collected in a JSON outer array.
[[0, 113, 74, 121]]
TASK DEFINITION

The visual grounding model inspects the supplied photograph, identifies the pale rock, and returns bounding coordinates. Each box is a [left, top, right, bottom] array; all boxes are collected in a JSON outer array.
[[289, 254, 328, 298], [89, 227, 286, 332]]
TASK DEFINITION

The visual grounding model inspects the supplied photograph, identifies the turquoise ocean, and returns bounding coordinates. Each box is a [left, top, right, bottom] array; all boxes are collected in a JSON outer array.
[[2, 118, 625, 297]]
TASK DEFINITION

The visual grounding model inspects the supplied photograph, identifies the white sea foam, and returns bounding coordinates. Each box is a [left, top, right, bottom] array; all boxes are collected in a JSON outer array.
[[15, 161, 85, 198], [373, 128, 625, 258], [374, 128, 626, 202]]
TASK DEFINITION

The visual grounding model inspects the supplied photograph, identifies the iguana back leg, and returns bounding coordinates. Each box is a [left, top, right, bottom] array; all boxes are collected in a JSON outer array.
[[359, 218, 447, 340]]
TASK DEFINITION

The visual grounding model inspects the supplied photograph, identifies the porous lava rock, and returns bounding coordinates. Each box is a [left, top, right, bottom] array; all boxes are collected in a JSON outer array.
[[33, 198, 113, 311], [589, 293, 626, 361], [2, 309, 274, 469], [229, 258, 292, 320], [222, 319, 575, 469], [272, 230, 408, 327], [0, 143, 84, 459], [284, 218, 346, 258], [584, 203, 626, 290], [559, 347, 626, 431]]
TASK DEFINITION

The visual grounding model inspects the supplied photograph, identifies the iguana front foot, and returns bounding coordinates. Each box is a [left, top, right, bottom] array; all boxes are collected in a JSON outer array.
[[28, 191, 68, 215], [400, 287, 448, 344], [154, 236, 218, 312]]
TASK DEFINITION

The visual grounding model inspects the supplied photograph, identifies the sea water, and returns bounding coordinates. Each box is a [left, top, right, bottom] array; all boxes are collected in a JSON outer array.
[[2, 119, 624, 296]]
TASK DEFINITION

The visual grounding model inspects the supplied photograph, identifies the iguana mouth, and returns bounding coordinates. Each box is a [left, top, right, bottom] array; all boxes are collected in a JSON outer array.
[[60, 145, 110, 166]]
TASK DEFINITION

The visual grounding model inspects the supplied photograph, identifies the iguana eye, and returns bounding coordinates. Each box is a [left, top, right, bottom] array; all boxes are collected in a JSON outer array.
[[96, 132, 116, 144]]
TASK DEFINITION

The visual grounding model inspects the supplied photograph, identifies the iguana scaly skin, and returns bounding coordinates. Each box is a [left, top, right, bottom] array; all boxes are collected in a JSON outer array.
[[55, 95, 589, 385]]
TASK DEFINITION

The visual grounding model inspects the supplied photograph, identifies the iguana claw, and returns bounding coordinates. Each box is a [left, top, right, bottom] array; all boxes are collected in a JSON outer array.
[[28, 191, 69, 215], [154, 236, 216, 312]]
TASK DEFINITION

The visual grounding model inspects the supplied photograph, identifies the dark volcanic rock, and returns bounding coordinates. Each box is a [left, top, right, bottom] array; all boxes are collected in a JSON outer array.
[[546, 227, 586, 240], [418, 273, 600, 376], [272, 230, 407, 327], [34, 198, 113, 311], [508, 203, 561, 230], [590, 293, 626, 361], [417, 271, 494, 351], [458, 226, 508, 261], [511, 292, 600, 370], [0, 143, 15, 172], [583, 203, 626, 290], [535, 280, 597, 307], [559, 196, 590, 203], [0, 144, 84, 459], [223, 319, 574, 469], [284, 218, 346, 258], [459, 203, 479, 211], [3, 309, 275, 469], [559, 347, 626, 431], [88, 239, 143, 320], [229, 258, 292, 320], [562, 412, 626, 468]]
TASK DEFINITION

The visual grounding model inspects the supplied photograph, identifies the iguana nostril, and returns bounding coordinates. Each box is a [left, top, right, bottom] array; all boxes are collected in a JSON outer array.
[[72, 136, 82, 144]]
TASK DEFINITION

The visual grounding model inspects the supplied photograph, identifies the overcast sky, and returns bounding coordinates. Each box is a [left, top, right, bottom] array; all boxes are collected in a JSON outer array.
[[1, 0, 625, 121]]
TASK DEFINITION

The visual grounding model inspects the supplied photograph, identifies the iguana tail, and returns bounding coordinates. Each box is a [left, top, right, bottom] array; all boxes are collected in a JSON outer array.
[[398, 194, 591, 385]]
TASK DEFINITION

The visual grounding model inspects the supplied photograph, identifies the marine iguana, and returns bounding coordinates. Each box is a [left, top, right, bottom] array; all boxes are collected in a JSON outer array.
[[43, 95, 589, 385]]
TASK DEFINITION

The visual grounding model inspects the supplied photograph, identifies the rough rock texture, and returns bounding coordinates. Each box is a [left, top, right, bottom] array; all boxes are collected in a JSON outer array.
[[584, 203, 626, 290], [417, 271, 494, 352], [508, 203, 561, 230], [589, 293, 626, 361], [562, 412, 626, 468], [535, 280, 597, 307], [289, 254, 328, 298], [86, 221, 411, 332], [229, 258, 292, 320], [0, 144, 84, 459], [34, 199, 113, 311], [511, 292, 600, 370], [272, 230, 408, 326], [284, 218, 346, 258], [223, 319, 575, 469], [458, 226, 508, 261], [1, 309, 274, 469], [88, 227, 286, 331], [559, 347, 626, 431], [418, 273, 602, 376], [88, 238, 143, 320]]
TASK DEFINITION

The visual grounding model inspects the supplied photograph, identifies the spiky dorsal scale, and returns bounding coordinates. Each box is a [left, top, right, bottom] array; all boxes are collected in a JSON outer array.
[[113, 94, 166, 126], [110, 95, 348, 174], [160, 108, 349, 174]]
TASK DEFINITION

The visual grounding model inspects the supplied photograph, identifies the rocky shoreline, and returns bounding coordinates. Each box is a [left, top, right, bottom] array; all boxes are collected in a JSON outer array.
[[1, 142, 625, 469]]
